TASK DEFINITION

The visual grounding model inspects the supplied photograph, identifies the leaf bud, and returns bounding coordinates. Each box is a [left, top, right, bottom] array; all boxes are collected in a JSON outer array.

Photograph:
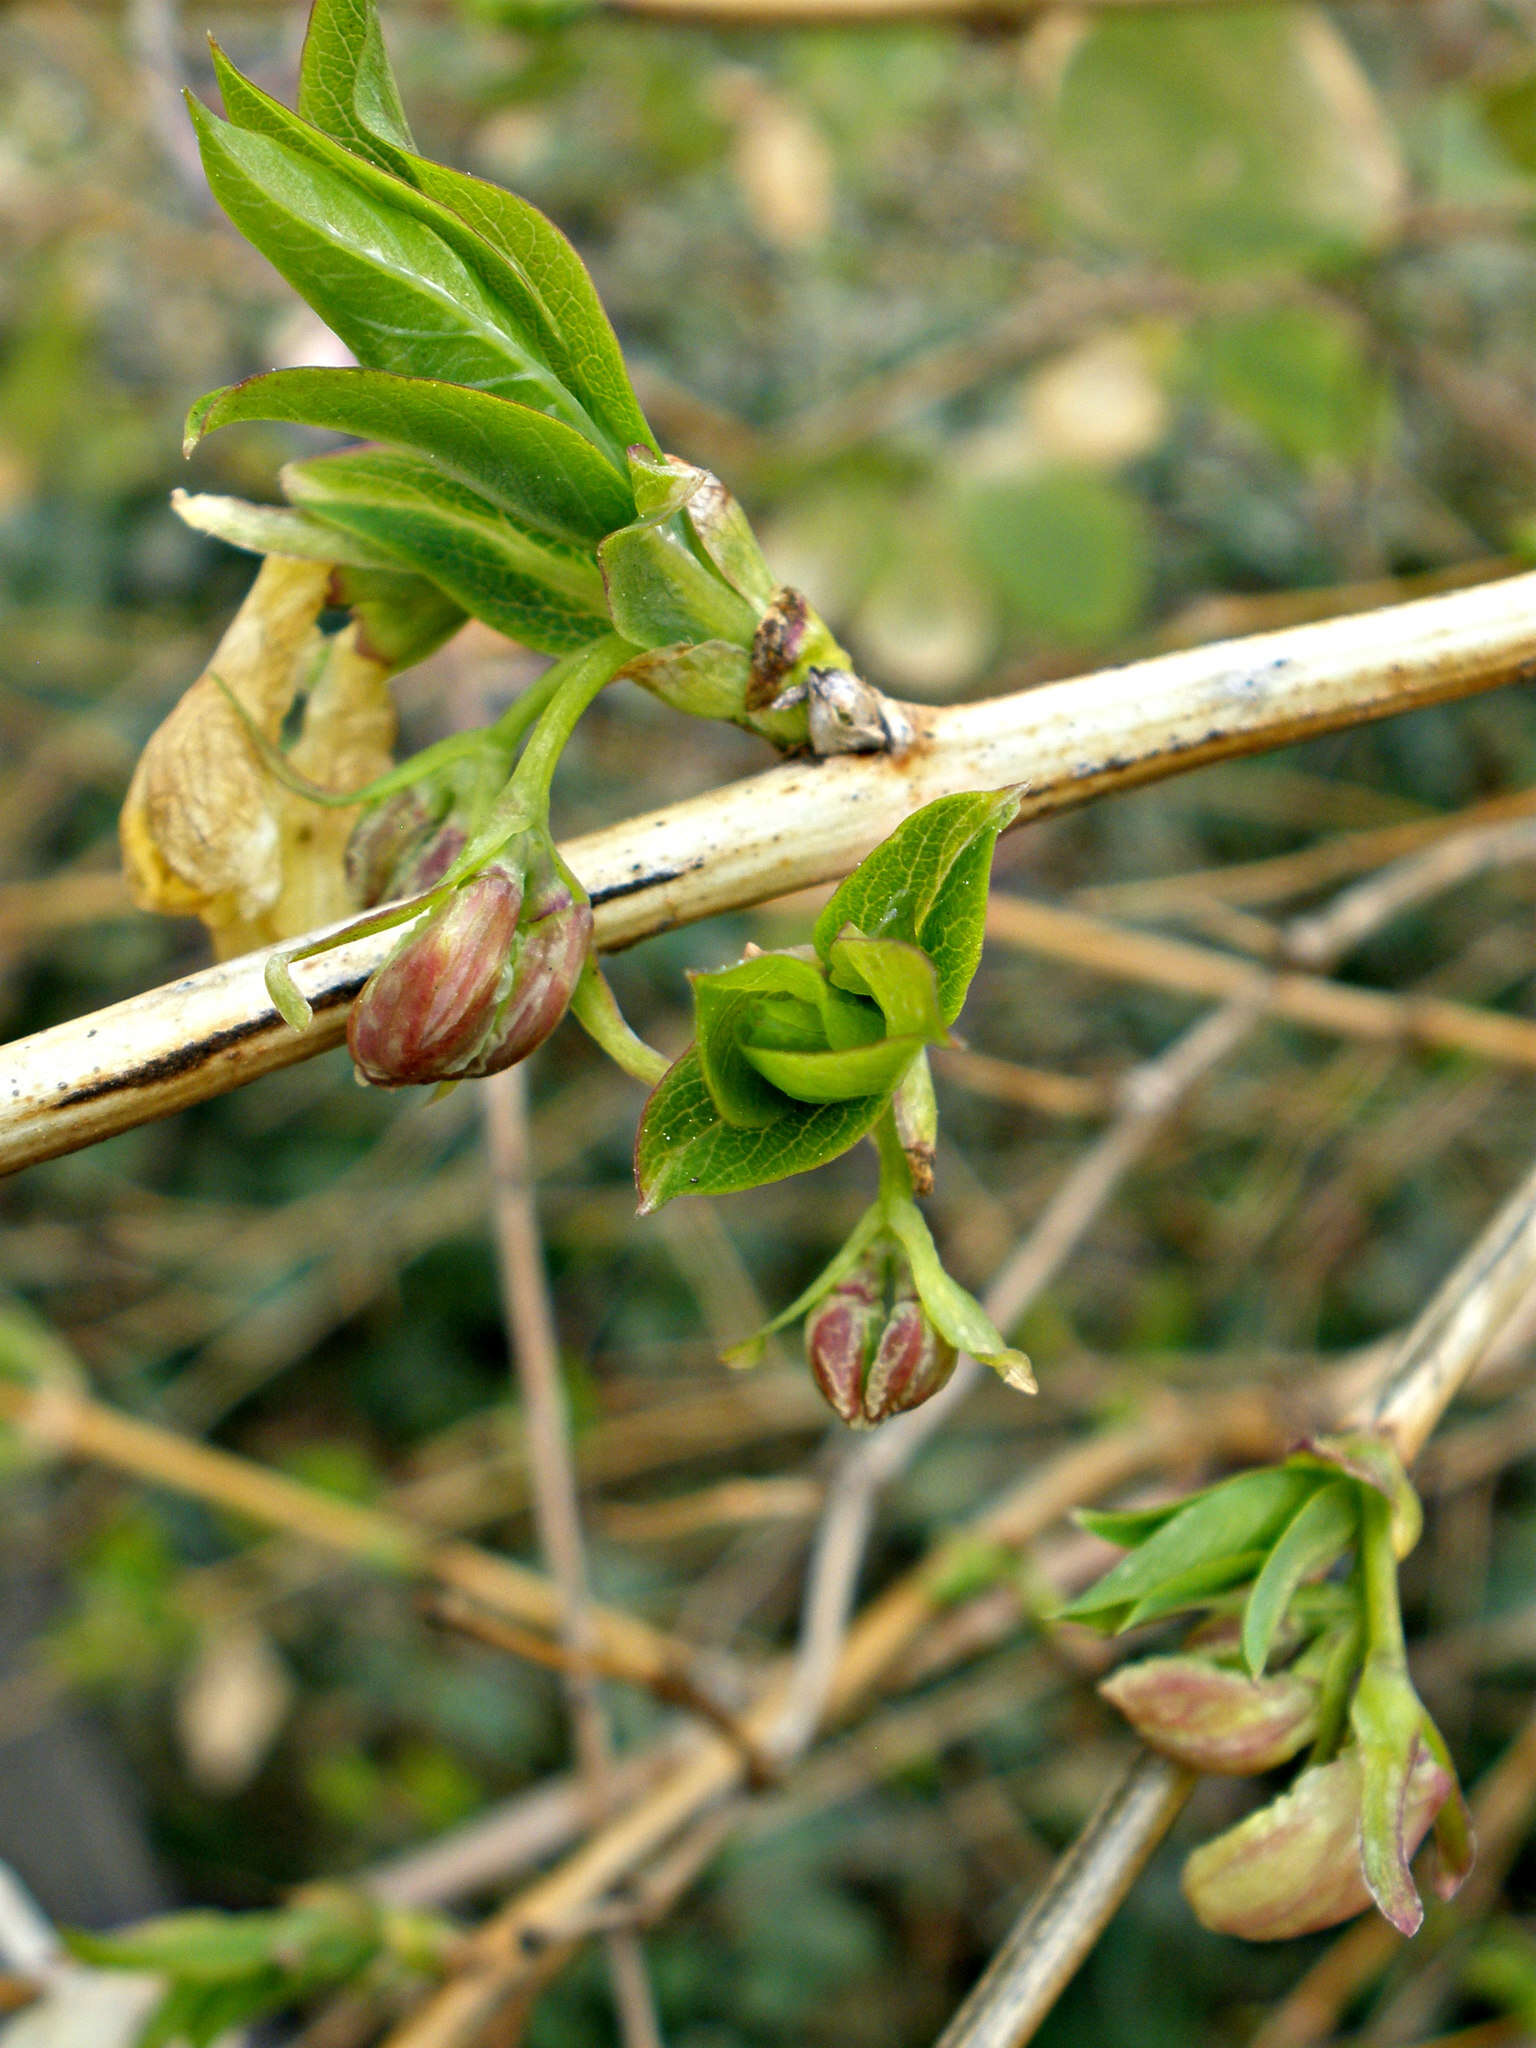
[[1181, 1743, 1451, 1941], [1099, 1654, 1319, 1775], [805, 1238, 957, 1429]]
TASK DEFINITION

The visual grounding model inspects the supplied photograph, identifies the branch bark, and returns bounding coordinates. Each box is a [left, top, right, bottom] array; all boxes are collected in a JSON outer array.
[[8, 567, 1536, 1178]]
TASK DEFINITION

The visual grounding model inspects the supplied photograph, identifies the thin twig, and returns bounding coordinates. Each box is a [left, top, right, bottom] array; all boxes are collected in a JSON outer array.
[[984, 895, 1536, 1072], [482, 1066, 663, 2048], [0, 1371, 708, 1714], [929, 1752, 1195, 2048], [12, 565, 1536, 1174]]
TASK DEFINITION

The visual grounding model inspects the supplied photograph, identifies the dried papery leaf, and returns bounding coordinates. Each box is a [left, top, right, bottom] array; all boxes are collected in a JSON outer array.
[[120, 558, 397, 958], [256, 623, 398, 949]]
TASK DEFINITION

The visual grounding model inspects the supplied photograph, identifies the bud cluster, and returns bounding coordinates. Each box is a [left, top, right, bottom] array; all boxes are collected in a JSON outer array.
[[346, 836, 591, 1087], [804, 1236, 957, 1428]]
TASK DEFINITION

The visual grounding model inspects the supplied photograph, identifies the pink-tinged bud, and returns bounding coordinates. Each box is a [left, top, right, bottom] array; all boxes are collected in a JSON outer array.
[[862, 1274, 957, 1422], [1181, 1743, 1451, 1941], [805, 1244, 957, 1429], [453, 854, 593, 1079], [805, 1259, 884, 1429], [348, 864, 523, 1086], [345, 785, 458, 908], [1099, 1655, 1318, 1775]]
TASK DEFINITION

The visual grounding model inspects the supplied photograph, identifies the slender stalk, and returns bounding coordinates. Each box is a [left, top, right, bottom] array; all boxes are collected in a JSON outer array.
[[482, 1065, 663, 2048]]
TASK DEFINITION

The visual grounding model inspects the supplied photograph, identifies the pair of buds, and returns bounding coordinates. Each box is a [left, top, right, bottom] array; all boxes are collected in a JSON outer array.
[[804, 1236, 957, 1428], [344, 789, 591, 1087]]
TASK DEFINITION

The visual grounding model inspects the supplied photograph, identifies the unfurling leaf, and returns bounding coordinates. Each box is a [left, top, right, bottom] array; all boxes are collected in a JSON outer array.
[[1182, 1744, 1450, 1941], [1100, 1653, 1319, 1774], [120, 556, 396, 958]]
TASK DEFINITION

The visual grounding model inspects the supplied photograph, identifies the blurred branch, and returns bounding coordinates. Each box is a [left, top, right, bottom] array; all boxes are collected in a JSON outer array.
[[985, 894, 1536, 1071], [480, 1066, 663, 2048], [11, 566, 1536, 1175], [378, 1385, 1293, 2048], [930, 1751, 1195, 2048], [1081, 784, 1536, 920], [0, 1370, 721, 1720]]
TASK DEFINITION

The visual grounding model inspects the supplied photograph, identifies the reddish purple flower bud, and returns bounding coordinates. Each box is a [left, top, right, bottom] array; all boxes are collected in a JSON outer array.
[[805, 1242, 957, 1429], [1181, 1743, 1451, 1941], [1099, 1655, 1319, 1775], [452, 850, 593, 1080], [345, 784, 458, 908], [805, 1258, 885, 1428], [348, 863, 523, 1086]]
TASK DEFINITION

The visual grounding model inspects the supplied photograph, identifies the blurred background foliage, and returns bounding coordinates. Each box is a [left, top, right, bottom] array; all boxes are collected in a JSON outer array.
[[8, 0, 1536, 2042]]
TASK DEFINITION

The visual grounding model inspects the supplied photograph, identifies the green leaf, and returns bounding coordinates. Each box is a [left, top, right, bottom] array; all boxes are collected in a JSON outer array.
[[1241, 1478, 1359, 1677], [963, 470, 1150, 647], [67, 1910, 300, 1981], [1120, 1551, 1271, 1630], [187, 368, 634, 546], [599, 508, 760, 651], [298, 0, 417, 165], [1351, 1654, 1432, 1934], [692, 953, 856, 1128], [1059, 1466, 1323, 1628], [1042, 9, 1403, 275], [634, 1048, 886, 1211], [188, 92, 586, 436], [1192, 306, 1387, 469], [885, 1196, 1033, 1382], [814, 789, 1020, 1024], [744, 1035, 924, 1106], [827, 935, 950, 1043], [1076, 1499, 1199, 1548], [282, 448, 610, 653], [170, 488, 405, 569], [209, 32, 652, 462]]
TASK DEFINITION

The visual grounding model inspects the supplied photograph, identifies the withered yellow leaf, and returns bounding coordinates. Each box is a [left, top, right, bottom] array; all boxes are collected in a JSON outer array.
[[121, 555, 397, 959]]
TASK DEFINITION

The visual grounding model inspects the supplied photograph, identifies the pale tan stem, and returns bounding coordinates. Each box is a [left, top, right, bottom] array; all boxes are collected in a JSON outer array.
[[929, 1752, 1195, 2048], [11, 566, 1536, 1176], [481, 1067, 663, 2048]]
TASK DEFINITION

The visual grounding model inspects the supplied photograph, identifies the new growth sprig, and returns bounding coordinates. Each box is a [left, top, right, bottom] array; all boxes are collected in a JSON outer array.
[[637, 789, 1034, 1425], [172, 0, 891, 755], [128, 0, 918, 1098], [1066, 1435, 1474, 1940]]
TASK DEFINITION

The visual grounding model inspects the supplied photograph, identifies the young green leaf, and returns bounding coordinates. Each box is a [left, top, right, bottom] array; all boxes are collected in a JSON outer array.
[[599, 507, 761, 651], [212, 11, 654, 462], [187, 368, 634, 547], [1120, 1551, 1271, 1630], [1241, 1477, 1358, 1678], [634, 1048, 886, 1211], [813, 788, 1021, 1023], [188, 95, 588, 433], [298, 0, 417, 165], [171, 488, 406, 570], [282, 450, 611, 653], [1059, 1466, 1324, 1629], [693, 953, 847, 1128]]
